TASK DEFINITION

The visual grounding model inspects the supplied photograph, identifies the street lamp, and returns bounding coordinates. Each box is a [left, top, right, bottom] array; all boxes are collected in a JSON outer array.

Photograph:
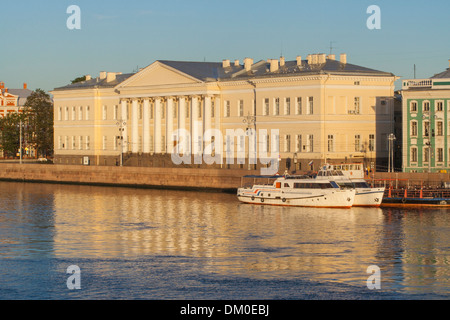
[[243, 113, 256, 170], [388, 133, 396, 172], [116, 120, 126, 166]]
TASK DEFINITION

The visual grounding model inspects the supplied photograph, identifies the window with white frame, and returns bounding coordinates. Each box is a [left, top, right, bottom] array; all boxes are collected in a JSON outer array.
[[65, 107, 69, 121], [86, 106, 90, 120], [354, 134, 361, 152], [239, 100, 244, 117], [102, 136, 107, 150], [307, 97, 314, 114], [58, 107, 62, 121], [411, 147, 418, 162], [86, 136, 90, 150], [296, 134, 302, 152], [437, 148, 444, 162], [79, 106, 83, 120], [369, 134, 375, 152], [102, 105, 107, 120], [436, 101, 443, 112], [411, 121, 418, 136], [423, 101, 430, 112], [354, 97, 361, 114], [437, 121, 443, 136], [225, 101, 230, 117], [264, 98, 270, 116], [296, 97, 302, 115], [285, 98, 290, 115], [410, 101, 417, 112], [79, 136, 83, 150], [327, 135, 334, 152], [285, 135, 291, 152], [274, 98, 280, 115], [72, 107, 76, 120]]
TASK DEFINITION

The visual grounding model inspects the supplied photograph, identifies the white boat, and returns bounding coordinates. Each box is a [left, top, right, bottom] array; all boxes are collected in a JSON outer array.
[[316, 164, 385, 207], [237, 174, 355, 208]]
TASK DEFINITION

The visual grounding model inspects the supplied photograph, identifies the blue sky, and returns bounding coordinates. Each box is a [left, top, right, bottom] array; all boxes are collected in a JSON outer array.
[[2, 0, 450, 92]]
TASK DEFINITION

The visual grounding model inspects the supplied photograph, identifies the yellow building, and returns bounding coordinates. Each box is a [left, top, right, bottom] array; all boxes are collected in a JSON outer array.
[[51, 53, 398, 172]]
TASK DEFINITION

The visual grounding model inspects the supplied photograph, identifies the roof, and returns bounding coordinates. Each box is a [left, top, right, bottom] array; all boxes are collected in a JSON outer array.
[[53, 73, 135, 91], [431, 68, 450, 79], [158, 57, 394, 82]]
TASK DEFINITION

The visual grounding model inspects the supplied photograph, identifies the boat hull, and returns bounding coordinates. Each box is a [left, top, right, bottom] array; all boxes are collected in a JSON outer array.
[[353, 188, 385, 207], [237, 187, 355, 208], [381, 197, 450, 207]]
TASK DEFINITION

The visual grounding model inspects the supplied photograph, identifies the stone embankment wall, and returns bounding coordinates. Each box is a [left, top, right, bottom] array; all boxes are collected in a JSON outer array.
[[0, 163, 259, 192]]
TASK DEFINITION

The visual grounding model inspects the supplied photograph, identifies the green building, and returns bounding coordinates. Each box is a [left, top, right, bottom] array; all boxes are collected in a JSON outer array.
[[402, 60, 450, 172]]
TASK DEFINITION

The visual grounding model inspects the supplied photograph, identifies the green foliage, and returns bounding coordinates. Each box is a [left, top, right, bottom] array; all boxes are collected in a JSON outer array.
[[71, 76, 86, 84], [0, 112, 26, 157], [23, 89, 54, 157]]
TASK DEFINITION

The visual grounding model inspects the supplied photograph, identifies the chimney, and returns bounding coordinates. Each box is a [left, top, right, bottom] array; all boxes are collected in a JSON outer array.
[[106, 72, 117, 82], [234, 59, 240, 67], [85, 75, 92, 81], [318, 53, 326, 64], [296, 56, 302, 66], [340, 53, 347, 64], [328, 54, 336, 61], [280, 56, 285, 67], [269, 59, 279, 72], [99, 71, 107, 80], [23, 83, 27, 89], [244, 58, 253, 71], [222, 59, 230, 68]]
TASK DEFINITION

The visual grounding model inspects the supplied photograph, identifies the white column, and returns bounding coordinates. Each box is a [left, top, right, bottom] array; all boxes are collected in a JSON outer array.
[[191, 96, 200, 156], [131, 99, 139, 153], [121, 99, 128, 153], [204, 95, 212, 134], [167, 97, 174, 154], [143, 98, 150, 153], [154, 97, 162, 154], [178, 97, 187, 154]]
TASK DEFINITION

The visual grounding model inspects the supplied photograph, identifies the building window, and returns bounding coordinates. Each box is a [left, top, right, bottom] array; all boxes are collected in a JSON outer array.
[[72, 107, 76, 120], [411, 121, 418, 136], [437, 148, 444, 162], [424, 147, 430, 163], [58, 107, 62, 121], [296, 134, 302, 152], [423, 101, 430, 112], [86, 106, 90, 120], [86, 136, 90, 150], [79, 136, 83, 150], [58, 136, 62, 149], [65, 107, 69, 121], [274, 98, 280, 115], [327, 135, 334, 152], [296, 97, 302, 115], [354, 97, 361, 114], [369, 134, 375, 152], [424, 121, 430, 137], [72, 136, 76, 150], [239, 100, 244, 117], [197, 99, 202, 118], [410, 101, 417, 112], [308, 97, 314, 115], [79, 106, 83, 120], [225, 101, 230, 117], [113, 105, 118, 120], [437, 121, 443, 136], [102, 105, 107, 120], [285, 98, 290, 115], [437, 101, 443, 112], [264, 98, 270, 116], [285, 135, 291, 152], [354, 134, 361, 152], [411, 147, 418, 162], [102, 136, 107, 150]]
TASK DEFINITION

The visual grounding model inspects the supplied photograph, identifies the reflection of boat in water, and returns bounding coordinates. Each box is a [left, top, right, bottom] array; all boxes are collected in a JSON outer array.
[[316, 164, 385, 207], [380, 187, 450, 207], [237, 174, 355, 208]]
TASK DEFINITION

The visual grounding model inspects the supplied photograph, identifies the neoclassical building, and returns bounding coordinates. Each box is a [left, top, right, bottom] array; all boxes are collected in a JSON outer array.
[[402, 59, 450, 172], [51, 53, 397, 172]]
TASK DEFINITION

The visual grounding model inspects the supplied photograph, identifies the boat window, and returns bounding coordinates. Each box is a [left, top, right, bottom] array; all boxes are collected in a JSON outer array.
[[329, 181, 340, 188], [320, 183, 333, 189], [318, 171, 323, 176], [353, 182, 370, 188], [284, 183, 290, 188]]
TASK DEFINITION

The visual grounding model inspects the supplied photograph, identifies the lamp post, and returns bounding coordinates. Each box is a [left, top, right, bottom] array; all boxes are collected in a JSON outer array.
[[388, 133, 396, 172], [116, 120, 126, 166], [243, 113, 256, 170]]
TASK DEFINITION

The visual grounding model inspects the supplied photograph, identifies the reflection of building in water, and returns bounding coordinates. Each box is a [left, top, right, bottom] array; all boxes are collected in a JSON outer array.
[[400, 210, 449, 292], [53, 186, 392, 282]]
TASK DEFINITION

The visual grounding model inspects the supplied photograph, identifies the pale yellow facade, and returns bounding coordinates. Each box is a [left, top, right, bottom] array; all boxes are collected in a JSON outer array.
[[51, 54, 398, 172]]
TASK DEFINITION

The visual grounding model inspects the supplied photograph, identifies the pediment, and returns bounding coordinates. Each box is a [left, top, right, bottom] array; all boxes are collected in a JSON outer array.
[[117, 61, 202, 88]]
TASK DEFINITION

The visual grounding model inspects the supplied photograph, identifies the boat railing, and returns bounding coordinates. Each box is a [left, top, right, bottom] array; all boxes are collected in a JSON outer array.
[[384, 187, 450, 199]]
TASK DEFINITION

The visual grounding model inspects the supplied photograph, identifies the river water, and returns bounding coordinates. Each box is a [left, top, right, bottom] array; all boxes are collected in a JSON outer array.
[[0, 181, 448, 300]]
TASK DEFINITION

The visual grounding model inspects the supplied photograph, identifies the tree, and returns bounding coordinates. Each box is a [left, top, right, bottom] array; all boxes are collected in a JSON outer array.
[[0, 112, 26, 158], [23, 89, 54, 158], [71, 76, 86, 84]]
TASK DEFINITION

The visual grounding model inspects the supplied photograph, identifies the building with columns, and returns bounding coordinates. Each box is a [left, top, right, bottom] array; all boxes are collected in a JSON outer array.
[[51, 53, 397, 172], [402, 59, 450, 172]]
